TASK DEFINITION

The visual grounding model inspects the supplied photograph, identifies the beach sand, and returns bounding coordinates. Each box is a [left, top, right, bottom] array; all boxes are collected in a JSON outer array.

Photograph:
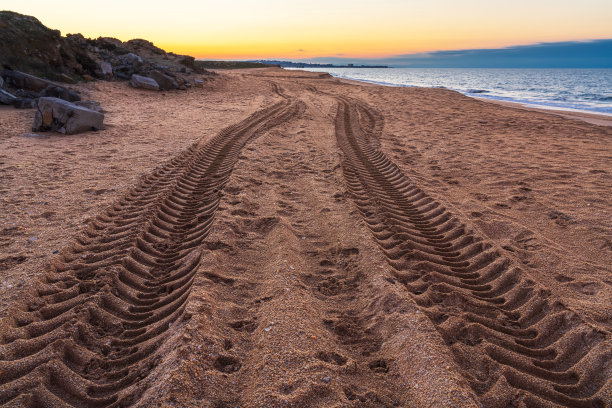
[[0, 68, 610, 407]]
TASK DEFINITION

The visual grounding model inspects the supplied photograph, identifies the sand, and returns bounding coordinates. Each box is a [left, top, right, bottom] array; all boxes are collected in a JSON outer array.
[[0, 68, 610, 407]]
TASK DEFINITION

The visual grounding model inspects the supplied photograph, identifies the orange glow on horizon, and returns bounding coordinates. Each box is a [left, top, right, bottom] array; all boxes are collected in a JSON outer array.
[[3, 0, 612, 60]]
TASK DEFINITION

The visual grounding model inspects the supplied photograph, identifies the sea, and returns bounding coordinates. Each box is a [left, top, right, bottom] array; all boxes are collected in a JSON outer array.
[[288, 68, 612, 115]]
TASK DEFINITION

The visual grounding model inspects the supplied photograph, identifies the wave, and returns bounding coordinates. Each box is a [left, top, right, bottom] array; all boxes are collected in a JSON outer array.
[[294, 67, 612, 115]]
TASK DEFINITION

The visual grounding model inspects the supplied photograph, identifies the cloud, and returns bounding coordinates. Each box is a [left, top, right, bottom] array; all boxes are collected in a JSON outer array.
[[297, 49, 305, 52], [300, 39, 612, 68]]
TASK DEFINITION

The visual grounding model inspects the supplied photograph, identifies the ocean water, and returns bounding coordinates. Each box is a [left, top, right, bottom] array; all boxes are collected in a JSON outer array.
[[289, 68, 612, 115]]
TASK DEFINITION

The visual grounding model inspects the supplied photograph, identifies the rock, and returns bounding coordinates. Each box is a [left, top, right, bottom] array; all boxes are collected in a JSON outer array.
[[100, 62, 113, 79], [14, 89, 40, 99], [13, 98, 36, 109], [0, 89, 17, 104], [176, 76, 192, 91], [40, 85, 81, 102], [129, 74, 159, 91], [1, 69, 57, 92], [0, 76, 4, 89], [74, 100, 103, 113], [194, 79, 204, 88], [114, 53, 145, 79], [121, 52, 143, 68], [96, 37, 123, 51], [178, 55, 195, 68], [33, 97, 104, 134], [82, 74, 94, 81], [149, 70, 178, 90], [58, 73, 77, 84], [125, 39, 165, 56]]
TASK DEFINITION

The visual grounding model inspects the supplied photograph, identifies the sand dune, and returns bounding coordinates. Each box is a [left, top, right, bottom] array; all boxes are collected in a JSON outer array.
[[0, 68, 610, 407]]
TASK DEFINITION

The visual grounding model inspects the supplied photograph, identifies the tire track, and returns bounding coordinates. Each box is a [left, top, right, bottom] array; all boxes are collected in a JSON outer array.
[[333, 96, 610, 408], [0, 96, 301, 407]]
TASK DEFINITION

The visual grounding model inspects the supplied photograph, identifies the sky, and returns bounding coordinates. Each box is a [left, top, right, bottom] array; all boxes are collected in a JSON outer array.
[[4, 0, 612, 59], [303, 40, 612, 67]]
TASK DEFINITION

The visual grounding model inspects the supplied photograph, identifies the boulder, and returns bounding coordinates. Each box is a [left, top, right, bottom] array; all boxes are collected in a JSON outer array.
[[100, 62, 113, 79], [129, 74, 159, 91], [33, 97, 104, 134], [121, 53, 143, 68], [0, 76, 4, 89], [82, 74, 94, 81], [13, 98, 36, 109], [194, 79, 204, 88], [74, 100, 103, 113], [0, 89, 17, 104], [40, 85, 81, 102], [149, 70, 178, 90], [1, 69, 57, 92]]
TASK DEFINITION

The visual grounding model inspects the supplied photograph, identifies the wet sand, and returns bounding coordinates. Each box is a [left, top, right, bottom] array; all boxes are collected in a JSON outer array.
[[478, 99, 612, 127], [0, 68, 610, 407]]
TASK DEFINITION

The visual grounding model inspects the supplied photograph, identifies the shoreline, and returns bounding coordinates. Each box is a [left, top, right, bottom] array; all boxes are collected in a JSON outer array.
[[333, 76, 612, 127], [475, 97, 612, 127]]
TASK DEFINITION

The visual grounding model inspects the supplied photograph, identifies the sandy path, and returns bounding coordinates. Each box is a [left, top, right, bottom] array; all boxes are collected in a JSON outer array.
[[0, 69, 610, 407]]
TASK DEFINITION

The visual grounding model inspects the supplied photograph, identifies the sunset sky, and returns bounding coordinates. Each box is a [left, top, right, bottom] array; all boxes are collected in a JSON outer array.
[[4, 0, 612, 59]]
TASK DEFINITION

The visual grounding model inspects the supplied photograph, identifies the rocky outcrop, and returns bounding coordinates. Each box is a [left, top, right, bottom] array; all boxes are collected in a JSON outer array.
[[33, 97, 104, 134], [0, 11, 215, 83], [129, 75, 159, 91], [0, 11, 80, 81]]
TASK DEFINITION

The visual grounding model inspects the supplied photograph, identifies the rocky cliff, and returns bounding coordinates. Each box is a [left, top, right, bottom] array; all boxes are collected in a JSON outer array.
[[0, 10, 199, 82]]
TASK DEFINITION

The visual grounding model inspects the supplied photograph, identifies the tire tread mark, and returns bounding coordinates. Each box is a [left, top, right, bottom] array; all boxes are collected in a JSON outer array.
[[333, 96, 610, 408], [0, 95, 302, 407]]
